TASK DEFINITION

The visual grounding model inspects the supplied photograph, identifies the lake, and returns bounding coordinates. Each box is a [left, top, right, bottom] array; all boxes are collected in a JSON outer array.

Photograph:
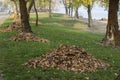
[[53, 4, 120, 20]]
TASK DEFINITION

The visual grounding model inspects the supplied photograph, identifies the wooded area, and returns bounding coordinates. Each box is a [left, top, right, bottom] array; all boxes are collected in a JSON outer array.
[[0, 0, 120, 80]]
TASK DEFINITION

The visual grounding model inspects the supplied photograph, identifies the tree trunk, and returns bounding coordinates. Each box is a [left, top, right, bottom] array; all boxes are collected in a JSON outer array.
[[12, 0, 19, 22], [19, 0, 32, 33], [62, 0, 68, 15], [75, 7, 79, 19], [88, 5, 92, 27], [68, 7, 71, 16], [70, 5, 73, 17], [68, 0, 71, 16], [102, 0, 119, 46], [49, 0, 52, 18], [33, 0, 38, 26], [65, 6, 68, 15], [27, 0, 34, 13]]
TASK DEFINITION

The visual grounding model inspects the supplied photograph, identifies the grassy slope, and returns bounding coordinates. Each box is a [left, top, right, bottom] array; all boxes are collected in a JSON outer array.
[[0, 13, 120, 80]]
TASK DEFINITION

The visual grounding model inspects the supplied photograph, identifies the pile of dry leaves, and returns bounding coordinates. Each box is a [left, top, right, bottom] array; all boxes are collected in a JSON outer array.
[[9, 32, 49, 42], [0, 22, 22, 32], [24, 45, 109, 72]]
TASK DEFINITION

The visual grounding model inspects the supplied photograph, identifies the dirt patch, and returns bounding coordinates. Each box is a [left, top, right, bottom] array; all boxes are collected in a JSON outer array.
[[8, 32, 49, 43], [73, 23, 89, 31], [0, 20, 4, 25], [24, 45, 109, 72], [73, 17, 107, 34]]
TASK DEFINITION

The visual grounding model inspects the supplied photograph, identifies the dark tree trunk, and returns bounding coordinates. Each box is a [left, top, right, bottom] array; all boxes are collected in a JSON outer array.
[[68, 7, 71, 16], [102, 0, 119, 46], [33, 0, 38, 26], [62, 0, 68, 15], [70, 0, 73, 17], [12, 0, 19, 22], [65, 6, 68, 15], [70, 5, 73, 17], [49, 0, 52, 18], [88, 4, 92, 27], [68, 0, 71, 16], [75, 7, 79, 19], [27, 0, 34, 13], [19, 0, 32, 33]]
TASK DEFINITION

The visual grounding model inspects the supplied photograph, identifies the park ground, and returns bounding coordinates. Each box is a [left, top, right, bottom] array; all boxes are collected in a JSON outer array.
[[0, 13, 120, 80]]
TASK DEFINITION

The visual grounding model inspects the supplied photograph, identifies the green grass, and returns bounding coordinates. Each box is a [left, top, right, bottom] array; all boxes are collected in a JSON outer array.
[[0, 13, 120, 80]]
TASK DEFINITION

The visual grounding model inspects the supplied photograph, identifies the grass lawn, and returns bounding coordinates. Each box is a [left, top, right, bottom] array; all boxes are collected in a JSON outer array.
[[0, 13, 120, 80]]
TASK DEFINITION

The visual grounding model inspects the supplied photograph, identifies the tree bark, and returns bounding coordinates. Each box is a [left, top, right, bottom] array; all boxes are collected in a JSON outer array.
[[102, 0, 119, 46], [27, 0, 34, 13], [49, 0, 52, 18], [62, 0, 68, 15], [88, 5, 92, 27], [33, 0, 38, 26], [68, 7, 71, 16], [75, 7, 79, 19], [68, 0, 71, 16], [70, 5, 73, 17], [65, 6, 68, 15], [19, 0, 32, 33], [12, 0, 19, 22]]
